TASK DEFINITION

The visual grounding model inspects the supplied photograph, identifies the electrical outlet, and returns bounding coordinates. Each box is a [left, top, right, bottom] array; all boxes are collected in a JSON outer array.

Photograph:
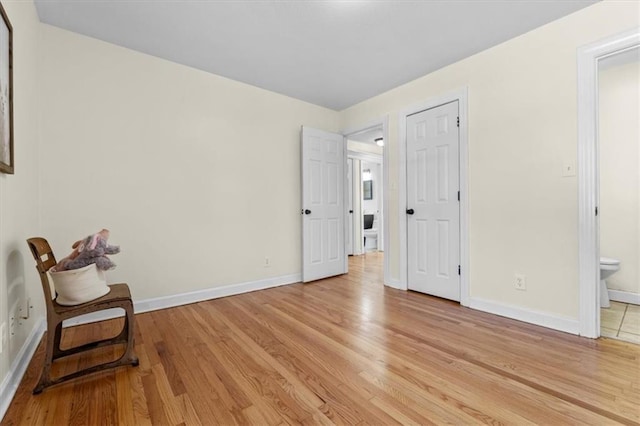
[[0, 323, 6, 354], [515, 274, 527, 291], [9, 312, 16, 340], [264, 257, 271, 267], [9, 300, 21, 340], [19, 297, 31, 320]]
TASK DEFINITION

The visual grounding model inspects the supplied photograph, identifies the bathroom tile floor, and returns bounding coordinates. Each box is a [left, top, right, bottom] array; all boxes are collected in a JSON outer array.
[[601, 301, 640, 344]]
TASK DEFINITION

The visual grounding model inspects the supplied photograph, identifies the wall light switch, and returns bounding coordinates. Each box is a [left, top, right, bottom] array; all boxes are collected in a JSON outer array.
[[562, 161, 576, 177]]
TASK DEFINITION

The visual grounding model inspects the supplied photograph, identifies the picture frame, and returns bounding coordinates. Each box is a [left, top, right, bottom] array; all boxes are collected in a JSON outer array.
[[0, 1, 13, 174], [363, 180, 373, 200]]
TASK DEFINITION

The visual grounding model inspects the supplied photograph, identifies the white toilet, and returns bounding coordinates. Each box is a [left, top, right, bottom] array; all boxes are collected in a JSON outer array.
[[600, 257, 620, 308], [363, 213, 378, 251], [363, 228, 378, 251]]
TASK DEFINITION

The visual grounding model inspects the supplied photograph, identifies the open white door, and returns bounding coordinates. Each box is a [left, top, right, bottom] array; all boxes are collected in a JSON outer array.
[[302, 126, 346, 282], [406, 101, 461, 301]]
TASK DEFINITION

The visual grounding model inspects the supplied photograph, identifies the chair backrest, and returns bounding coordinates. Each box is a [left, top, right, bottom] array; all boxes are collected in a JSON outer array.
[[26, 238, 58, 305], [363, 214, 374, 230]]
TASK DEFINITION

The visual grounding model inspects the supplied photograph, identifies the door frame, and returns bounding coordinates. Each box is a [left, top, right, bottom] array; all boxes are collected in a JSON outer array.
[[346, 157, 355, 256], [348, 151, 383, 255], [577, 28, 640, 338], [398, 87, 469, 305], [342, 116, 390, 285]]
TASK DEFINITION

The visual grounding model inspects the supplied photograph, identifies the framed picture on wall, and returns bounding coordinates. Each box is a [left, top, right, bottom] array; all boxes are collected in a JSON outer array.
[[363, 180, 373, 200], [0, 1, 12, 174]]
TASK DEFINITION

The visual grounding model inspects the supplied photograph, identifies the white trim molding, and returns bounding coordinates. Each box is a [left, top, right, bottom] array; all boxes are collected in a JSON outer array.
[[398, 87, 470, 305], [136, 273, 300, 313], [577, 28, 640, 338], [608, 289, 640, 306], [0, 317, 46, 421], [64, 273, 302, 327], [347, 150, 382, 164], [468, 298, 580, 335]]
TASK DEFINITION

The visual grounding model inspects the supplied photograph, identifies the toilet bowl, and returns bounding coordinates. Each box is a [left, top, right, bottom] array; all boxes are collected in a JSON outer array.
[[363, 229, 378, 251], [600, 257, 620, 308]]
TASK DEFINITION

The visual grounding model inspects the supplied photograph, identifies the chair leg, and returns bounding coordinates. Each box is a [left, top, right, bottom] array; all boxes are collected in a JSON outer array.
[[121, 302, 139, 367], [52, 322, 63, 358], [33, 324, 58, 395]]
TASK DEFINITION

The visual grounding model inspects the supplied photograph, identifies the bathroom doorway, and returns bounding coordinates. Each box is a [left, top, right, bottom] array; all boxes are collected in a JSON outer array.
[[598, 47, 640, 343], [577, 28, 640, 339]]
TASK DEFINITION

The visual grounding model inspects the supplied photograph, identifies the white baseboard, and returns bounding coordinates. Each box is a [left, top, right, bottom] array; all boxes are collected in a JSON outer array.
[[384, 278, 405, 290], [63, 273, 302, 327], [608, 289, 640, 305], [468, 297, 580, 335], [0, 317, 46, 421]]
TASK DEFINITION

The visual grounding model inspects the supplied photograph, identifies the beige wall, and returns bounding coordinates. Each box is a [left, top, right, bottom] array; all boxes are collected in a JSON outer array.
[[340, 1, 640, 319], [38, 24, 339, 301], [599, 59, 640, 295], [0, 0, 43, 394]]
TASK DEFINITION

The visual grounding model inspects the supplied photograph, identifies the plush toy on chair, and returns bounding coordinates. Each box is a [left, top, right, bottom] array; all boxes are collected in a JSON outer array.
[[47, 229, 121, 306], [53, 229, 120, 272]]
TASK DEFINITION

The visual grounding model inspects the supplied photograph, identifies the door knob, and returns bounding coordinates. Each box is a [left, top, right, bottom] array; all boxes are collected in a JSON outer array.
[[304, 209, 312, 215], [349, 210, 353, 214], [406, 208, 415, 215]]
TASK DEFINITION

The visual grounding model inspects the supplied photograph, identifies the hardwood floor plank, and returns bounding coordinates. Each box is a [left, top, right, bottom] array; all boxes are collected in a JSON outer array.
[[283, 270, 640, 423], [258, 292, 527, 424], [141, 372, 172, 425], [150, 363, 185, 425], [114, 368, 135, 426], [3, 253, 639, 425], [155, 309, 249, 425], [213, 299, 383, 424], [116, 366, 152, 426], [154, 340, 187, 397], [210, 304, 327, 411], [270, 281, 626, 424], [175, 394, 202, 426]]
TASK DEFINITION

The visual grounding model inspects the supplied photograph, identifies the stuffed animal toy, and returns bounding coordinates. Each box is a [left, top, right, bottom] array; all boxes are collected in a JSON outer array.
[[51, 229, 120, 272]]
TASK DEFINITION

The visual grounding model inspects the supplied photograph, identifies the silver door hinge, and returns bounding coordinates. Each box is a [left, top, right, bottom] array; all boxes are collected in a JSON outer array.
[[457, 191, 460, 201], [457, 117, 460, 127], [458, 265, 461, 275]]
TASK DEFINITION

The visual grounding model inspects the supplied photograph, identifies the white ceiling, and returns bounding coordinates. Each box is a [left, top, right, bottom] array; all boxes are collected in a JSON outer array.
[[34, 0, 597, 111]]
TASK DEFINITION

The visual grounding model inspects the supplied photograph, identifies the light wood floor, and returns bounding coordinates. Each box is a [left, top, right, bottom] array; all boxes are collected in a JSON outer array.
[[3, 252, 640, 425]]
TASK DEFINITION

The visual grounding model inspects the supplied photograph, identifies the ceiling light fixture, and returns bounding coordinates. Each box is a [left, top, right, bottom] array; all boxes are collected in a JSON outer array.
[[375, 137, 384, 147]]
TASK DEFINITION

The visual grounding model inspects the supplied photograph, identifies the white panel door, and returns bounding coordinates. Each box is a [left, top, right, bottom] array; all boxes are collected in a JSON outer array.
[[407, 101, 460, 301], [302, 126, 346, 282]]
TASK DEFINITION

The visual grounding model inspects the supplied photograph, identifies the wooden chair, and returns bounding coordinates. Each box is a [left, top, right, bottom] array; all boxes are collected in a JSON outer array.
[[26, 237, 139, 394]]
